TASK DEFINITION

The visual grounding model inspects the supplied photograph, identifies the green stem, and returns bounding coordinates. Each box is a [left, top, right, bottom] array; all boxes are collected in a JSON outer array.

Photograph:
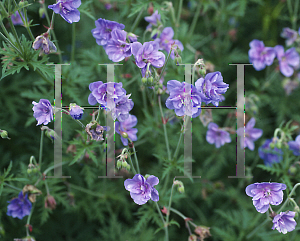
[[166, 183, 175, 230], [141, 86, 148, 113], [129, 139, 140, 173], [130, 7, 144, 33], [69, 183, 105, 198], [174, 0, 183, 39], [7, 18, 22, 52], [173, 131, 183, 160], [96, 105, 101, 123], [3, 183, 22, 191], [44, 179, 50, 195], [43, 161, 68, 175], [278, 183, 300, 213], [128, 154, 137, 174], [188, 2, 201, 39], [158, 48, 172, 81], [0, 31, 22, 55], [158, 95, 171, 160], [39, 129, 44, 170], [26, 203, 35, 237], [246, 218, 270, 239], [61, 109, 85, 128], [154, 202, 168, 241], [71, 23, 76, 63], [169, 207, 198, 228]]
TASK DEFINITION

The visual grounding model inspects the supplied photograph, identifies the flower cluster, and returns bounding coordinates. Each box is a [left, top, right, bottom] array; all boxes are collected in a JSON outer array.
[[124, 174, 159, 205], [88, 81, 133, 122], [258, 139, 283, 167], [249, 39, 300, 77], [236, 117, 263, 150], [246, 182, 297, 234], [48, 0, 81, 24]]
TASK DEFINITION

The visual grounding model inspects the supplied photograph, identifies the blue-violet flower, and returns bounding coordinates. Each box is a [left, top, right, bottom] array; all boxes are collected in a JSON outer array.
[[272, 211, 297, 234], [48, 0, 81, 24], [32, 99, 53, 125], [281, 28, 298, 46], [116, 114, 138, 146], [69, 103, 84, 120], [288, 135, 300, 156], [206, 122, 231, 148], [124, 174, 159, 205], [258, 139, 283, 167], [32, 32, 57, 56], [7, 191, 32, 219]]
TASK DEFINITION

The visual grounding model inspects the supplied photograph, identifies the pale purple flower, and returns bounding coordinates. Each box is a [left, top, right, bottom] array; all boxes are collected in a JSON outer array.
[[32, 33, 57, 56], [127, 33, 138, 43], [288, 135, 300, 156], [48, 0, 81, 24], [11, 11, 25, 25], [85, 123, 110, 141], [115, 114, 138, 146], [281, 28, 298, 46], [283, 78, 299, 95], [124, 174, 159, 205], [258, 139, 283, 167], [272, 211, 297, 234], [274, 45, 300, 77], [206, 122, 231, 148], [195, 71, 228, 106], [236, 117, 263, 150], [245, 182, 286, 213], [165, 80, 202, 118], [91, 18, 125, 46], [32, 99, 53, 125], [105, 29, 132, 62], [69, 103, 84, 120], [248, 40, 276, 71], [154, 27, 184, 59], [131, 41, 165, 76], [112, 94, 134, 122], [144, 10, 161, 29], [7, 191, 32, 219]]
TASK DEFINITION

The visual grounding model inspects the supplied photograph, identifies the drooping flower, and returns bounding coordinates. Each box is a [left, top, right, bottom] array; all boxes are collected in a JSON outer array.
[[245, 182, 286, 213], [272, 211, 297, 234], [165, 80, 202, 118], [144, 10, 161, 29], [32, 32, 57, 56], [69, 103, 84, 120], [115, 114, 138, 146], [288, 135, 300, 156], [44, 195, 57, 210], [195, 71, 229, 106], [105, 29, 132, 62], [206, 122, 231, 148], [131, 41, 165, 77], [85, 122, 110, 141], [11, 11, 25, 25], [48, 0, 81, 24], [236, 117, 263, 150], [7, 191, 32, 219], [154, 27, 184, 59], [91, 18, 125, 46], [281, 28, 298, 46], [248, 40, 276, 71], [274, 45, 300, 77], [124, 174, 159, 205], [258, 139, 283, 167], [32, 99, 53, 125]]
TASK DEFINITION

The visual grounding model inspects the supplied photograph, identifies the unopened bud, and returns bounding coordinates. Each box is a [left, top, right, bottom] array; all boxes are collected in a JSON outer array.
[[147, 77, 154, 85], [269, 143, 275, 149], [174, 180, 184, 193], [121, 132, 128, 138], [117, 160, 122, 169], [0, 130, 9, 139], [142, 77, 147, 84], [289, 165, 297, 175], [121, 161, 128, 169], [19, 1, 28, 8], [145, 174, 151, 179], [174, 56, 182, 65], [276, 142, 282, 149], [188, 234, 197, 241], [39, 7, 45, 18], [199, 67, 206, 76]]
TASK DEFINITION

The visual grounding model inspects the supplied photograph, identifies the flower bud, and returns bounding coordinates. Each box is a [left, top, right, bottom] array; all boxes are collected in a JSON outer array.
[[194, 226, 211, 240], [188, 234, 197, 241], [19, 1, 28, 8], [117, 160, 122, 169], [289, 165, 297, 175], [147, 77, 154, 85], [0, 130, 9, 139], [174, 180, 184, 193], [45, 195, 56, 210], [276, 142, 282, 149], [174, 56, 182, 65], [121, 131, 128, 138], [269, 143, 275, 149], [294, 205, 300, 213], [121, 160, 128, 169], [199, 67, 206, 76], [27, 168, 33, 174], [39, 7, 45, 18], [145, 174, 151, 179], [142, 77, 147, 84]]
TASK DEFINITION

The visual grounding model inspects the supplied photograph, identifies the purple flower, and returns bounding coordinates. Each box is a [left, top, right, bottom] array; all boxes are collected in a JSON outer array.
[[48, 0, 81, 24], [115, 114, 138, 146], [154, 27, 184, 59], [236, 117, 263, 150], [32, 99, 53, 125], [127, 33, 138, 43], [274, 45, 300, 77], [281, 28, 298, 46], [124, 174, 159, 205], [11, 11, 25, 25], [272, 211, 297, 234], [32, 33, 57, 56], [105, 29, 132, 62], [91, 18, 125, 46], [245, 182, 286, 213], [288, 135, 300, 156], [195, 71, 229, 106], [85, 122, 110, 141], [144, 10, 161, 29], [165, 80, 202, 118], [131, 41, 165, 76], [7, 191, 32, 219], [206, 122, 231, 148], [248, 40, 276, 71], [69, 103, 84, 120], [112, 94, 134, 122], [259, 139, 283, 167]]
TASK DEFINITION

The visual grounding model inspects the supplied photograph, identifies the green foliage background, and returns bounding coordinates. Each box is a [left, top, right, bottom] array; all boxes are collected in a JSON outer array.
[[1, 0, 300, 240]]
